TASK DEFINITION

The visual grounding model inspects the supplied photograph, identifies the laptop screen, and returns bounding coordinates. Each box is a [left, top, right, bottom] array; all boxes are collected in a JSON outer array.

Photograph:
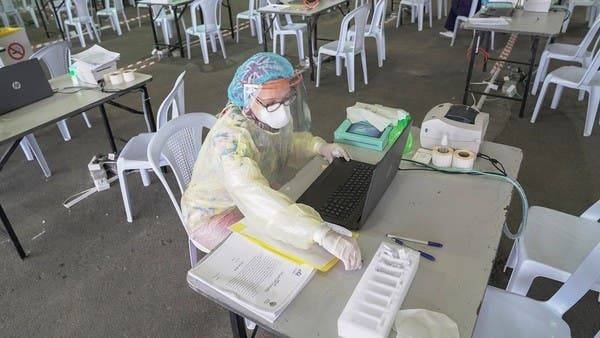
[[359, 120, 412, 223]]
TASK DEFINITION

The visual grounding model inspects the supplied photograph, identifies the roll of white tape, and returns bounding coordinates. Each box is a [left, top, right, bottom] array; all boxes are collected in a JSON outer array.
[[122, 70, 135, 82], [432, 146, 454, 168], [109, 71, 123, 85], [452, 149, 476, 169]]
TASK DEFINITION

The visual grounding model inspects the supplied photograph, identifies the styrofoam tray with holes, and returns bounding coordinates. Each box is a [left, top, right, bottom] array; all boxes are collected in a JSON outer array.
[[338, 242, 420, 338]]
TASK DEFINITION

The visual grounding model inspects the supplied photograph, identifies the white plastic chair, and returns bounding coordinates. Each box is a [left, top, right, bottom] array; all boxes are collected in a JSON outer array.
[[504, 204, 600, 302], [135, 2, 147, 27], [19, 0, 39, 27], [0, 9, 7, 26], [151, 5, 185, 45], [18, 135, 51, 177], [64, 0, 101, 47], [531, 43, 600, 136], [532, 17, 600, 95], [30, 41, 92, 142], [316, 5, 369, 93], [185, 0, 226, 63], [472, 242, 600, 337], [117, 71, 187, 223], [437, 0, 448, 19], [450, 0, 482, 47], [562, 0, 600, 32], [396, 0, 432, 31], [97, 0, 130, 36], [0, 0, 24, 26], [269, 0, 306, 62], [350, 0, 387, 67], [236, 0, 263, 44], [147, 112, 216, 266]]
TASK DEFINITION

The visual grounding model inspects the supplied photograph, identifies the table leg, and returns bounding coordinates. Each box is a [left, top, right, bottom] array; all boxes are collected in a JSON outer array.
[[229, 311, 248, 338], [50, 0, 65, 40], [520, 36, 539, 118], [306, 16, 317, 81], [35, 0, 51, 38], [0, 138, 21, 171], [173, 5, 185, 58], [262, 14, 273, 53], [314, 15, 318, 49], [0, 203, 27, 259], [482, 32, 489, 72], [463, 30, 480, 105], [99, 104, 118, 153], [92, 0, 100, 13], [225, 0, 234, 40], [141, 85, 156, 132], [262, 13, 267, 52], [148, 5, 160, 52], [0, 138, 28, 260]]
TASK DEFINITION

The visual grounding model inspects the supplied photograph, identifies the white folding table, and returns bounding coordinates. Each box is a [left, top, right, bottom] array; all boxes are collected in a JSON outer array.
[[0, 72, 154, 259], [188, 128, 523, 338]]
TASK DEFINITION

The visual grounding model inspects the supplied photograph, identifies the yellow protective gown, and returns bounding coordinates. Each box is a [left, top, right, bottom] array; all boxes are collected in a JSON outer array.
[[181, 105, 329, 251]]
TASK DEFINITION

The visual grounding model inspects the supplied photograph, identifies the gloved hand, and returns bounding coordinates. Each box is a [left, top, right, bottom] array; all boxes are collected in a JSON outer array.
[[314, 229, 362, 270], [316, 143, 351, 163]]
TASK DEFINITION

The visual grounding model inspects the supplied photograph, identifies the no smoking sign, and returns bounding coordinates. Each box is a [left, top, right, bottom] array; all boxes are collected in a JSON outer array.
[[7, 42, 25, 61]]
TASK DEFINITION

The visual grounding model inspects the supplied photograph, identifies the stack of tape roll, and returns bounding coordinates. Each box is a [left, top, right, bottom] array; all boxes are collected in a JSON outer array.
[[431, 147, 476, 169], [104, 69, 136, 85], [432, 146, 454, 167], [109, 71, 123, 85], [452, 149, 476, 169], [122, 70, 135, 82]]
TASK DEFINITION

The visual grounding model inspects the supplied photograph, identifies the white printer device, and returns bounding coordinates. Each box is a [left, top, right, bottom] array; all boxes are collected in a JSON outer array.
[[420, 103, 489, 154], [523, 0, 551, 13]]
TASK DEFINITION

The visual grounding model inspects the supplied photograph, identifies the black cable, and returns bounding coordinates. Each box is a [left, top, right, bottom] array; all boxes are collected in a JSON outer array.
[[399, 158, 506, 178], [477, 152, 507, 176], [250, 326, 259, 338]]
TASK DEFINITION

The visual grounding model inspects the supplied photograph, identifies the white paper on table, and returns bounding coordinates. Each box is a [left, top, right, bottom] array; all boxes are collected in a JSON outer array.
[[71, 45, 120, 69], [346, 102, 409, 131], [188, 233, 315, 323]]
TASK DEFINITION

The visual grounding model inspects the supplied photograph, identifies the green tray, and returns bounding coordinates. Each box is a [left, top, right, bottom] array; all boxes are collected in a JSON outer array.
[[334, 119, 391, 151]]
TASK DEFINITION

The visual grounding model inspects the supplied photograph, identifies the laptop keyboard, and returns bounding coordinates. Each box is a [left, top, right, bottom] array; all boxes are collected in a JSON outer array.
[[317, 163, 374, 221]]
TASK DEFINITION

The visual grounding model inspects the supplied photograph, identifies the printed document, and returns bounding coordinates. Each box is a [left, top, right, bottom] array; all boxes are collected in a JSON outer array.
[[187, 233, 314, 323]]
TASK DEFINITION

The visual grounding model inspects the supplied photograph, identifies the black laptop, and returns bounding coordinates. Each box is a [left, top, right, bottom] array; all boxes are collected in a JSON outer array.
[[297, 120, 412, 230], [0, 59, 54, 115]]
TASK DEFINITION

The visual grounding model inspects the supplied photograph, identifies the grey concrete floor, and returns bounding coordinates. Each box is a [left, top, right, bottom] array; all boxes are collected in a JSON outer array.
[[1, 2, 599, 337]]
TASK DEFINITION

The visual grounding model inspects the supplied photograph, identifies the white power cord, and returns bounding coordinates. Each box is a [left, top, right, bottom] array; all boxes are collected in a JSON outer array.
[[63, 175, 120, 209], [62, 168, 136, 209]]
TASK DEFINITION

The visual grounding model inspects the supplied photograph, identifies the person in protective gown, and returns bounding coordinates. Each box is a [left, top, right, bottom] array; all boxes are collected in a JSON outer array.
[[181, 52, 362, 270]]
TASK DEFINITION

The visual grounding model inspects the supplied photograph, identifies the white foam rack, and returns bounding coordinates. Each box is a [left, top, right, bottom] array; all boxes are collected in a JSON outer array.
[[338, 242, 420, 338]]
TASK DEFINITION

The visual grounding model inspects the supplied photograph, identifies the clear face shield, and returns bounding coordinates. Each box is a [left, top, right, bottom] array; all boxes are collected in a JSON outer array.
[[242, 71, 312, 133]]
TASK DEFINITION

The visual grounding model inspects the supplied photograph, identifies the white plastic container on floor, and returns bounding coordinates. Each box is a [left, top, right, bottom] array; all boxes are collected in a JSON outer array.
[[338, 242, 420, 338]]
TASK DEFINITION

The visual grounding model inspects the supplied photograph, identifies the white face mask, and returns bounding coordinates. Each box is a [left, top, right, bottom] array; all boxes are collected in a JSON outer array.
[[254, 104, 291, 129]]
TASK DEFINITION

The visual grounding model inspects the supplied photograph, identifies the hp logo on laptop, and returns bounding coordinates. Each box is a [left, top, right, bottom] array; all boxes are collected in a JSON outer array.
[[12, 81, 22, 90]]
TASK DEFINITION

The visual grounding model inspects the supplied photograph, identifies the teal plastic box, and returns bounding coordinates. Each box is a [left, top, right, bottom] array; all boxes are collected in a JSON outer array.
[[334, 119, 391, 151]]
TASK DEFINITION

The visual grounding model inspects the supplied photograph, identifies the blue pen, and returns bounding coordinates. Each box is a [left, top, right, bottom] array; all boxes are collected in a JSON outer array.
[[391, 238, 436, 262], [386, 234, 443, 248]]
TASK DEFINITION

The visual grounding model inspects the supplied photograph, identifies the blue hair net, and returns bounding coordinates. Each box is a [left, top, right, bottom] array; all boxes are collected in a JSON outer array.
[[227, 52, 295, 107]]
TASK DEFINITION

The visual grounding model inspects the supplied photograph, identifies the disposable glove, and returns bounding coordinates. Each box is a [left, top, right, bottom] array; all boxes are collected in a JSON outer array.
[[314, 229, 362, 270], [316, 143, 350, 163]]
